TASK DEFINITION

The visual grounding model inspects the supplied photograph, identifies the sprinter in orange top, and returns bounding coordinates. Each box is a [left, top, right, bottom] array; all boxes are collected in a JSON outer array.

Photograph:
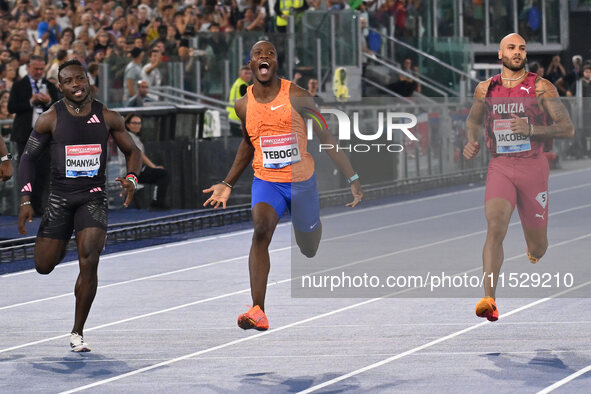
[[204, 41, 363, 331]]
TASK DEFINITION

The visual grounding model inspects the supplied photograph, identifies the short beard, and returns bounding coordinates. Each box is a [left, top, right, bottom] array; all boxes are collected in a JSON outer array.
[[502, 55, 526, 72]]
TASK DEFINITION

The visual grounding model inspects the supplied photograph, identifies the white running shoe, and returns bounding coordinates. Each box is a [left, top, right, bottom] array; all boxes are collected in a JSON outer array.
[[70, 332, 91, 352]]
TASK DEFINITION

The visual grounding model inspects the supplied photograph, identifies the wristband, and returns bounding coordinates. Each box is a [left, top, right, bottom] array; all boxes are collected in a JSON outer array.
[[1, 153, 12, 162], [125, 173, 138, 189], [529, 124, 534, 137], [220, 180, 233, 189], [347, 173, 359, 184], [20, 201, 31, 207]]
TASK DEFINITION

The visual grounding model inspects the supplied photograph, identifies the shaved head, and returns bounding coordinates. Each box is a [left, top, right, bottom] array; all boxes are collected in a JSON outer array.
[[250, 40, 276, 57], [499, 33, 526, 50]]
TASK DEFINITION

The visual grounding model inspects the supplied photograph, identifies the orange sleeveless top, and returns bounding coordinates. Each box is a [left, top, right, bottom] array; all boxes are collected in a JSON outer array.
[[246, 78, 314, 183]]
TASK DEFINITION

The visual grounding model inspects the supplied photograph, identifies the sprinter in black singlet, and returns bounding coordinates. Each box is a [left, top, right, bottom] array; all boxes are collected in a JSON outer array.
[[17, 60, 141, 352]]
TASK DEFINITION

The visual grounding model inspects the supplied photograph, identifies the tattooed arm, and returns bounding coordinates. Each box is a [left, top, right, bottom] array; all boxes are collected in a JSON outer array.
[[534, 78, 575, 139]]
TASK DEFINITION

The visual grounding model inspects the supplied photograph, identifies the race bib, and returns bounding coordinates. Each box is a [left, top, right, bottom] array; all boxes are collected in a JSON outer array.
[[260, 133, 301, 169], [493, 118, 531, 154], [65, 144, 102, 178]]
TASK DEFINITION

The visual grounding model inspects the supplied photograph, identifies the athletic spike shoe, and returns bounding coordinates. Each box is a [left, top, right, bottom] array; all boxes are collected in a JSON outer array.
[[70, 332, 91, 352], [526, 248, 540, 264], [475, 297, 499, 322], [237, 305, 269, 331]]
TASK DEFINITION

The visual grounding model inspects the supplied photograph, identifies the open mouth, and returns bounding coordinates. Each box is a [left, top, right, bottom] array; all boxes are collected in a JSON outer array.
[[259, 62, 270, 76], [74, 89, 84, 97]]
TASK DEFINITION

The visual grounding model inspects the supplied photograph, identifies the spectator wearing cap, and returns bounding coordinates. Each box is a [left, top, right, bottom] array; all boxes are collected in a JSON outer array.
[[126, 80, 155, 107], [124, 47, 144, 102]]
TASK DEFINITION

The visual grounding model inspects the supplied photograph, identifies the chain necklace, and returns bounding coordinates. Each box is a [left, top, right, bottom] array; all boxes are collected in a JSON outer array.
[[501, 70, 526, 82], [67, 103, 81, 113]]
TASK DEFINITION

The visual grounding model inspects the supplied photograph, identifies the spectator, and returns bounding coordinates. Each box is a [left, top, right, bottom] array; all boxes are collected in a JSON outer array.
[[46, 48, 68, 81], [93, 30, 112, 53], [58, 27, 74, 52], [388, 57, 420, 97], [0, 50, 11, 65], [24, 15, 39, 45], [126, 80, 155, 107], [308, 77, 319, 96], [137, 4, 151, 34], [123, 113, 170, 210], [7, 55, 60, 215], [107, 16, 126, 40], [37, 6, 61, 49], [11, 0, 35, 22], [124, 47, 144, 102], [55, 2, 73, 30], [545, 55, 565, 84], [87, 62, 99, 94], [528, 61, 544, 77], [237, 7, 265, 31], [141, 48, 163, 94], [74, 13, 96, 40], [226, 65, 252, 136], [0, 98, 13, 139], [3, 63, 17, 91], [7, 33, 23, 60], [275, 0, 308, 32], [556, 56, 583, 97]]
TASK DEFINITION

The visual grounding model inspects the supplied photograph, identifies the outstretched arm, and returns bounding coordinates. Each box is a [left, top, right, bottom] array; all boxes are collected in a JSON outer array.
[[104, 108, 142, 207], [290, 83, 363, 207], [203, 95, 254, 209]]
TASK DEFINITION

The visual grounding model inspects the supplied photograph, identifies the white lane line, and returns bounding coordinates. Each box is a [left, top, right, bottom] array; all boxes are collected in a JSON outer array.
[[298, 279, 591, 394], [1, 209, 590, 355], [57, 235, 591, 393], [537, 364, 591, 394], [3, 189, 589, 311]]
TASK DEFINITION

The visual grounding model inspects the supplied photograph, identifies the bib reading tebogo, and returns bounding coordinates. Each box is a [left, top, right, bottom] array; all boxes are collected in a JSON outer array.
[[65, 144, 102, 178], [493, 118, 531, 154], [260, 133, 301, 169]]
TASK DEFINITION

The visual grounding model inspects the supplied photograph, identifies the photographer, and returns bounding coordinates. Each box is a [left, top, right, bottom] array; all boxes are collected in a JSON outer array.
[[37, 6, 62, 49]]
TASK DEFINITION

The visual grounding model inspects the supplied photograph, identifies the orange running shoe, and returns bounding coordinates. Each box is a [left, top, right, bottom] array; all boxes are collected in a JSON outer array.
[[526, 248, 540, 264], [475, 296, 499, 321], [237, 305, 269, 331]]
